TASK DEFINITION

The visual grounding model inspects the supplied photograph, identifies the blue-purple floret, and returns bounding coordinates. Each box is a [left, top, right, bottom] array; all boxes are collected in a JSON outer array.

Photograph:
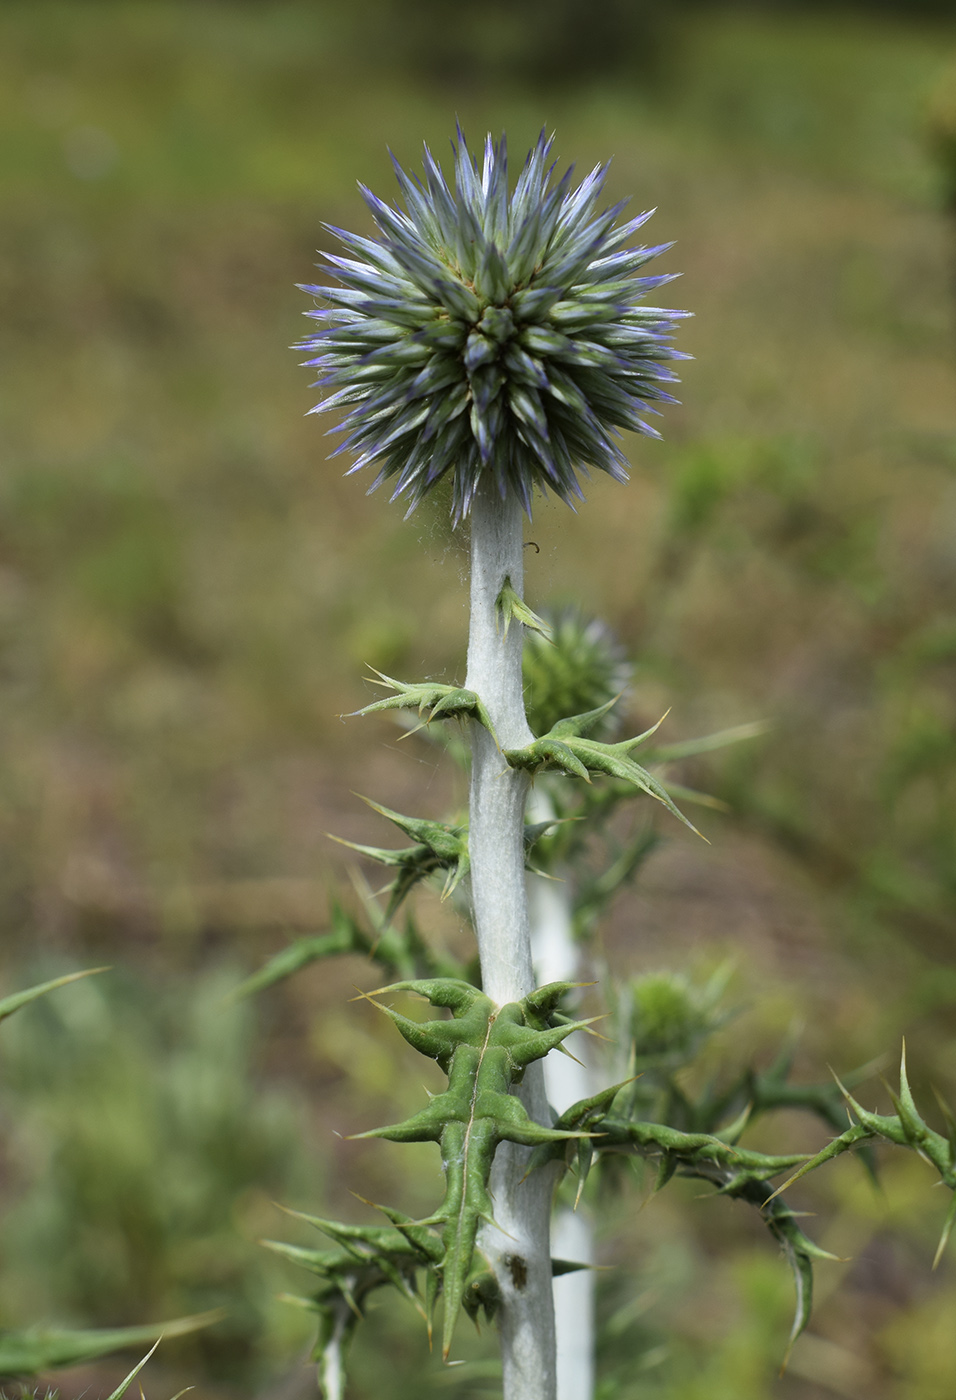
[[299, 128, 689, 523]]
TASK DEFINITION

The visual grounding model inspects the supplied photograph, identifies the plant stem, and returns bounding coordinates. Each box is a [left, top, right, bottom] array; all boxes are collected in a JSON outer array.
[[465, 481, 556, 1400], [528, 833, 596, 1400]]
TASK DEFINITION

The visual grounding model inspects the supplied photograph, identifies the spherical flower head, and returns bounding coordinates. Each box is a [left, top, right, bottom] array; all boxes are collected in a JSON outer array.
[[299, 128, 689, 524], [523, 607, 631, 739], [626, 970, 726, 1064]]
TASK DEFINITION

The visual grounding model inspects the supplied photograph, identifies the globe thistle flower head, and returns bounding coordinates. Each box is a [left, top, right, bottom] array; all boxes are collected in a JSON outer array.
[[523, 607, 631, 739], [300, 128, 689, 523]]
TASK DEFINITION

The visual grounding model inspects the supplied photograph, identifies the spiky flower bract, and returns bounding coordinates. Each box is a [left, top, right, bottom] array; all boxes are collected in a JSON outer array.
[[300, 128, 688, 522]]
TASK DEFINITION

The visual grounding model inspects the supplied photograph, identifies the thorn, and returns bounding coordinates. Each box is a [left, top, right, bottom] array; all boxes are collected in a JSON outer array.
[[581, 1022, 613, 1043], [348, 985, 386, 1007], [398, 721, 429, 741]]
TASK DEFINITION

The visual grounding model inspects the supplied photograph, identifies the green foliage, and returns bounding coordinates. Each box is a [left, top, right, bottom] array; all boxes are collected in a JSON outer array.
[[329, 797, 470, 922], [504, 700, 701, 835], [0, 970, 106, 1028], [495, 578, 552, 644], [0, 1317, 215, 1383], [351, 670, 496, 739], [233, 896, 469, 1002], [323, 797, 564, 929], [767, 1047, 956, 1265], [0, 969, 314, 1381], [248, 579, 956, 1393], [265, 1203, 447, 1400], [0, 972, 220, 1380], [276, 979, 592, 1367], [534, 1039, 956, 1362], [249, 632, 784, 1395]]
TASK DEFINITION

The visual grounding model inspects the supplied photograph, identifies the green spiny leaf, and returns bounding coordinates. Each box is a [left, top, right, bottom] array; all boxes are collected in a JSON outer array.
[[232, 906, 366, 1000], [105, 1341, 161, 1400], [548, 697, 622, 740], [772, 1214, 816, 1368], [0, 1314, 221, 1381], [235, 893, 467, 999], [352, 978, 596, 1358], [0, 968, 108, 1026], [505, 736, 591, 780], [892, 1041, 930, 1149], [933, 1192, 956, 1270], [932, 1086, 956, 1170], [503, 712, 703, 837], [644, 719, 769, 763], [351, 669, 497, 739], [495, 576, 553, 642], [762, 1122, 872, 1204], [330, 800, 470, 921]]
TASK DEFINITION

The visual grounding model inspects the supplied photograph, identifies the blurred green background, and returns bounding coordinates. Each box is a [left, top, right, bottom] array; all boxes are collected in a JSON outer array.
[[1, 1, 956, 1397]]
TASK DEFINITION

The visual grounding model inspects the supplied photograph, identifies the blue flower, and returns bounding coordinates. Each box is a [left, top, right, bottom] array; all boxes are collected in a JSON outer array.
[[299, 128, 689, 523]]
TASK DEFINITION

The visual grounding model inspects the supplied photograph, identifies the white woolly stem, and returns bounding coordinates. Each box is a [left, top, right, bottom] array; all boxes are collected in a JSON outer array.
[[319, 1310, 348, 1400], [465, 481, 556, 1400], [528, 821, 596, 1400]]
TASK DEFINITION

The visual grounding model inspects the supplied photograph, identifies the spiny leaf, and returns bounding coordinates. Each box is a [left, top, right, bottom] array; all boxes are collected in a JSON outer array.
[[350, 669, 496, 739], [548, 696, 624, 740], [0, 1313, 222, 1380], [558, 1047, 956, 1363], [231, 906, 367, 1000], [329, 800, 470, 922], [0, 968, 109, 1026], [346, 978, 595, 1359], [774, 1217, 815, 1368], [105, 1341, 161, 1400], [539, 1084, 854, 1359], [888, 1041, 933, 1156], [503, 710, 703, 837], [358, 796, 466, 859], [274, 979, 595, 1366], [495, 576, 553, 642], [762, 1122, 872, 1204], [644, 719, 770, 763], [933, 1192, 956, 1270], [234, 894, 467, 999], [932, 1085, 956, 1170], [268, 1219, 441, 1397]]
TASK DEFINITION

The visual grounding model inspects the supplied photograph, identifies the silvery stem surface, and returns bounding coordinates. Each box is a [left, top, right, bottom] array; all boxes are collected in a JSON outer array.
[[465, 483, 556, 1400], [319, 1310, 347, 1400], [528, 821, 596, 1400]]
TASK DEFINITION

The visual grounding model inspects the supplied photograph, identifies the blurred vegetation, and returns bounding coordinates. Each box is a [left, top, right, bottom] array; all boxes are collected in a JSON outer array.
[[1, 0, 956, 1397], [0, 968, 317, 1383]]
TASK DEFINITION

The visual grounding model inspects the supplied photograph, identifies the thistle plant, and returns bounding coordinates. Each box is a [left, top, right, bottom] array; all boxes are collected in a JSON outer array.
[[298, 127, 685, 1400], [267, 129, 956, 1400]]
